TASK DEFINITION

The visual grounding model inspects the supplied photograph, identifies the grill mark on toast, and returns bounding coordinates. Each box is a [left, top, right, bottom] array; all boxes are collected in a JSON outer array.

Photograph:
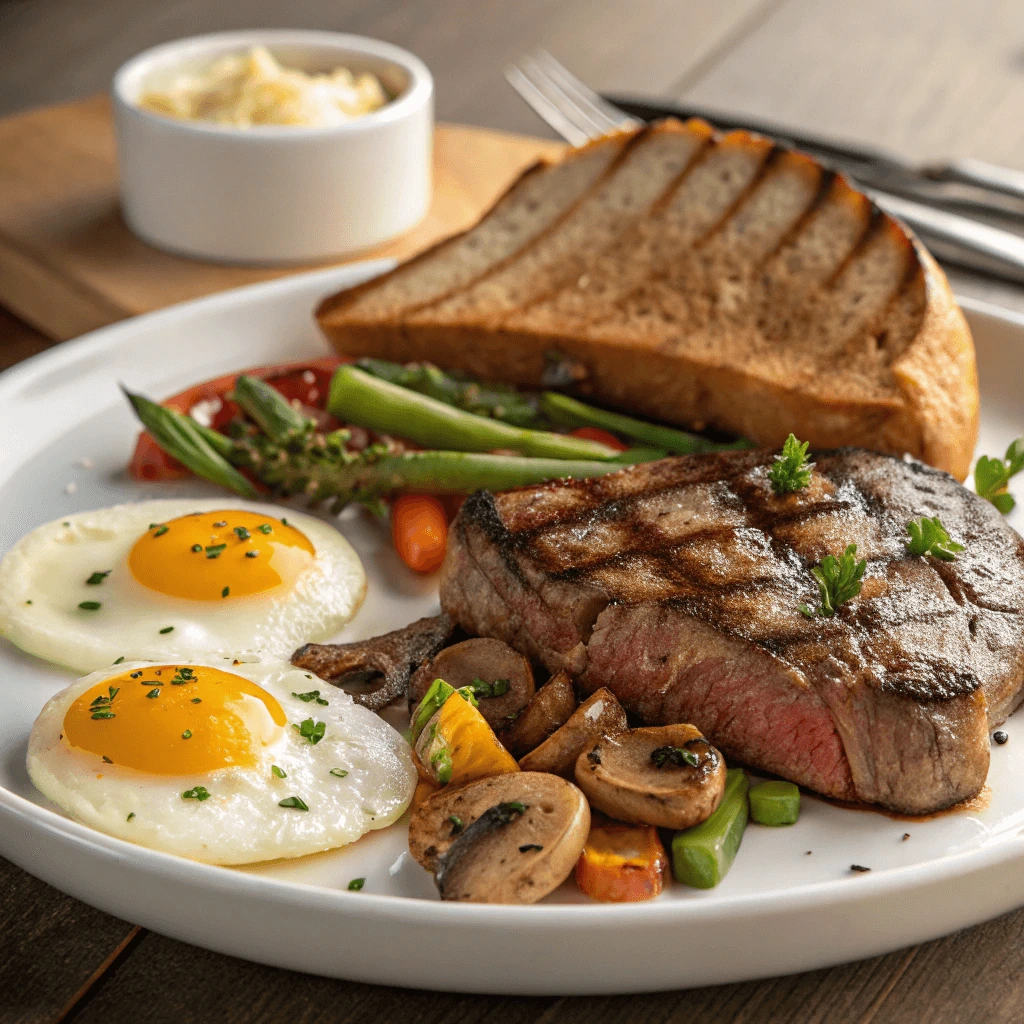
[[410, 128, 648, 319], [692, 141, 780, 250], [753, 165, 836, 271], [825, 203, 885, 288]]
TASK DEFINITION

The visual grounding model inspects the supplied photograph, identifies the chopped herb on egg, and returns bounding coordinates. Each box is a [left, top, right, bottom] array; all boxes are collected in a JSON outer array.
[[145, 688, 161, 699], [182, 730, 192, 739], [102, 755, 112, 764], [257, 524, 272, 534], [221, 586, 230, 598], [294, 718, 326, 745], [278, 796, 309, 811], [213, 520, 227, 528], [292, 690, 328, 705], [86, 571, 110, 585], [171, 667, 195, 686], [234, 526, 250, 541], [191, 697, 202, 704], [191, 544, 203, 553], [347, 877, 365, 891], [153, 525, 169, 537], [127, 812, 135, 822], [78, 601, 101, 611], [272, 765, 287, 778], [130, 671, 143, 679], [205, 543, 226, 559], [245, 550, 259, 558], [182, 786, 210, 801], [113, 656, 124, 664], [160, 626, 174, 634], [329, 768, 348, 778]]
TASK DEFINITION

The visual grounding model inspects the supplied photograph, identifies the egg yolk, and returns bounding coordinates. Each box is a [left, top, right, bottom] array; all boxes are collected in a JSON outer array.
[[63, 664, 287, 774], [128, 510, 315, 601]]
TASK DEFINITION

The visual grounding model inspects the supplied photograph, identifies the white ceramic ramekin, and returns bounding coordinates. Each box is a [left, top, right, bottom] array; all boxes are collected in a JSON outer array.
[[112, 30, 434, 264]]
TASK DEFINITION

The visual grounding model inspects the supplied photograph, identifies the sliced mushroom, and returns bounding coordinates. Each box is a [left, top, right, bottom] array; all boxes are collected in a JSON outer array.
[[574, 723, 727, 830], [291, 614, 453, 711], [501, 669, 577, 758], [517, 687, 626, 776], [408, 638, 535, 730], [408, 772, 590, 903]]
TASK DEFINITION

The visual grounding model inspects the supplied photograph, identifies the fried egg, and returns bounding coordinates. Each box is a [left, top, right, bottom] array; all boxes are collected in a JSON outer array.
[[27, 660, 416, 864], [0, 500, 365, 673]]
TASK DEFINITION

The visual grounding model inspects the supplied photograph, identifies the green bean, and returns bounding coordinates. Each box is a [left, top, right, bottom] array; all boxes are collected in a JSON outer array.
[[749, 780, 800, 826], [671, 768, 749, 888], [541, 391, 754, 455], [328, 366, 619, 461]]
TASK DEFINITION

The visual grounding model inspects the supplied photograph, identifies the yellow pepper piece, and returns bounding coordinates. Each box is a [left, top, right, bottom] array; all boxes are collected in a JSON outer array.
[[417, 690, 519, 787]]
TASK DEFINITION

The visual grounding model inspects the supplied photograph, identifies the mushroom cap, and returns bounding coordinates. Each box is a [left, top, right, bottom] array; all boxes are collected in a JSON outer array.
[[575, 723, 727, 830]]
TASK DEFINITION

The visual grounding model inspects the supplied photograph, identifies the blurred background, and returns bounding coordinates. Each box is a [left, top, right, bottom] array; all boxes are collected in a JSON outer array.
[[3, 0, 1024, 164]]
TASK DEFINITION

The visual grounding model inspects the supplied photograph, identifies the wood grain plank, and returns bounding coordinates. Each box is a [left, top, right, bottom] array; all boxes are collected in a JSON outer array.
[[0, 856, 136, 1024], [678, 0, 1024, 167], [0, 0, 771, 137], [868, 908, 1024, 1024], [69, 929, 554, 1024]]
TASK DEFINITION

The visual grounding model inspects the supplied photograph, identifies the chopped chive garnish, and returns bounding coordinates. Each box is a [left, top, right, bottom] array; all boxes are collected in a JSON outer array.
[[234, 526, 250, 541], [294, 718, 326, 745], [221, 586, 230, 598], [86, 571, 110, 585], [153, 525, 169, 537], [182, 786, 210, 801], [213, 520, 227, 527], [113, 656, 124, 664], [182, 730, 192, 739], [347, 877, 365, 891], [130, 671, 142, 678], [191, 697, 202, 704], [281, 518, 289, 526], [146, 688, 161, 698], [191, 544, 203, 553], [160, 626, 174, 634], [278, 796, 308, 811], [245, 550, 259, 558], [271, 765, 286, 778], [257, 524, 272, 534], [127, 812, 135, 822], [205, 544, 226, 558], [78, 601, 101, 611], [102, 755, 112, 764], [24, 600, 31, 605], [330, 768, 348, 778], [292, 690, 328, 705], [171, 667, 195, 685]]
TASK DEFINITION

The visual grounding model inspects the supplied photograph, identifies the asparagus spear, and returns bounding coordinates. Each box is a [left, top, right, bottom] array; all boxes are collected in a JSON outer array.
[[541, 392, 754, 454], [357, 358, 540, 428], [328, 365, 620, 461], [124, 384, 641, 510]]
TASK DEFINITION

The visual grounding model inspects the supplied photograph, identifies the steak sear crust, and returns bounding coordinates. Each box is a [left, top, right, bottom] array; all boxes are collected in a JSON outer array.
[[439, 449, 1024, 814]]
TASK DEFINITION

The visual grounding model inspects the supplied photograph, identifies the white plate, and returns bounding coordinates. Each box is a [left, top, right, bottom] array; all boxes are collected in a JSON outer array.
[[0, 262, 1022, 995]]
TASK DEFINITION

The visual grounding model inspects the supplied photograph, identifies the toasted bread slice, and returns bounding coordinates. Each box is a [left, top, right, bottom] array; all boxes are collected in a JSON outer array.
[[317, 119, 979, 480]]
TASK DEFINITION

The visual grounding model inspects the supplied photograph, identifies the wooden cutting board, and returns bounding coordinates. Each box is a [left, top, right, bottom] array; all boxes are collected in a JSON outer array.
[[0, 95, 564, 341]]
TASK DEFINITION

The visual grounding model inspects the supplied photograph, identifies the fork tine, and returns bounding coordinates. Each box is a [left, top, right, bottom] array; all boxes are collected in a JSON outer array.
[[503, 64, 595, 147], [531, 50, 641, 133]]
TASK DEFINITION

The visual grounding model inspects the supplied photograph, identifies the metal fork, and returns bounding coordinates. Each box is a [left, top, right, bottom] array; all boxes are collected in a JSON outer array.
[[505, 50, 1024, 284]]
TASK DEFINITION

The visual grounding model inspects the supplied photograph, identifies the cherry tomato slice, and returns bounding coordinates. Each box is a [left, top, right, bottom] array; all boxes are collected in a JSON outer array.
[[128, 356, 346, 482], [569, 426, 629, 452], [391, 494, 448, 574]]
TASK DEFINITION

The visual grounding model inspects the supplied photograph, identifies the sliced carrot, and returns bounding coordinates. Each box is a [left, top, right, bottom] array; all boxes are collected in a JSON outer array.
[[569, 426, 629, 452], [575, 818, 667, 902], [392, 494, 448, 573]]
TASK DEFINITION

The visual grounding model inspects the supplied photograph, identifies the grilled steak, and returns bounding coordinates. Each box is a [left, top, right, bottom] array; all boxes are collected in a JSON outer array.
[[440, 450, 1024, 814]]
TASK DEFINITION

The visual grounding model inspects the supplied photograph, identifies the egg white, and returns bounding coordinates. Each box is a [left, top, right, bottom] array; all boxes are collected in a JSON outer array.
[[0, 499, 366, 673], [27, 660, 416, 865]]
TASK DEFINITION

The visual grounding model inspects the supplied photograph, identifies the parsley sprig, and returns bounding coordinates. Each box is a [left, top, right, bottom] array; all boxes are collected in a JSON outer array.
[[975, 437, 1024, 513], [769, 434, 813, 494], [800, 544, 867, 618], [905, 516, 964, 561]]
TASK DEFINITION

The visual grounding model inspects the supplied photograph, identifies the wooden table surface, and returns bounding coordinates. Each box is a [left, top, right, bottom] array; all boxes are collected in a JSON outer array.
[[3, 1, 1024, 1021]]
